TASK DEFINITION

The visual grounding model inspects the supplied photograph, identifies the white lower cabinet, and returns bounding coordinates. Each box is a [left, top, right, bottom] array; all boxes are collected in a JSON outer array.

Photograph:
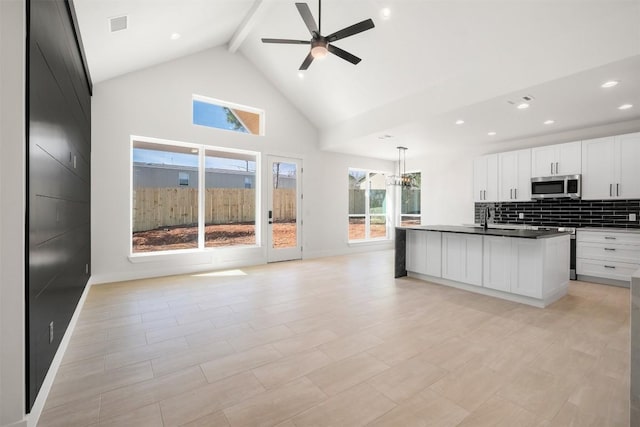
[[577, 230, 640, 284], [442, 233, 483, 286], [483, 236, 512, 292], [406, 230, 442, 277], [404, 229, 569, 307], [484, 235, 570, 300], [510, 239, 544, 299]]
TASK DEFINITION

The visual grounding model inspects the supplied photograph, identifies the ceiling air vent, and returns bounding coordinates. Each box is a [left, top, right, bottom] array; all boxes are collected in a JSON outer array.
[[109, 15, 128, 33]]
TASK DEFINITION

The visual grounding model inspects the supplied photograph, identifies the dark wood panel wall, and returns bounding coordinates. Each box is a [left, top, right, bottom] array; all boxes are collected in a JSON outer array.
[[27, 0, 91, 410]]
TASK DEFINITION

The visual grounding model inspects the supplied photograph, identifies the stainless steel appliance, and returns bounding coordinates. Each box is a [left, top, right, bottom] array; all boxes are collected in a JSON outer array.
[[531, 175, 581, 199], [532, 226, 577, 279]]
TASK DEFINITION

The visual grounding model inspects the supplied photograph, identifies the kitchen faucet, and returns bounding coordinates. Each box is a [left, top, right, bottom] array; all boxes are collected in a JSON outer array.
[[482, 207, 491, 230]]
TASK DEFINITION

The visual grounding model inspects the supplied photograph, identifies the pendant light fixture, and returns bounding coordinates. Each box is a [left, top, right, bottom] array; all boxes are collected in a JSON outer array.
[[388, 146, 416, 187]]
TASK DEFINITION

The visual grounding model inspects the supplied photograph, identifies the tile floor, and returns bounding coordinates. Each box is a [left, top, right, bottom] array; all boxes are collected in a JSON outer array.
[[38, 250, 630, 426]]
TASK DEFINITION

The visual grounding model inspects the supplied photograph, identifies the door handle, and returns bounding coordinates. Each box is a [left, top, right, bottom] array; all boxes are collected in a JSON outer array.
[[268, 210, 273, 224]]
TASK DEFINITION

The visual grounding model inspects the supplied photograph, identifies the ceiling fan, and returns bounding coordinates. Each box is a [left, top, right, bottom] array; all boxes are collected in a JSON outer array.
[[261, 1, 375, 70]]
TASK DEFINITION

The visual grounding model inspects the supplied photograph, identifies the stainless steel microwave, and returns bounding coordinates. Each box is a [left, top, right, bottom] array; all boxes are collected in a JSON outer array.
[[531, 174, 581, 199]]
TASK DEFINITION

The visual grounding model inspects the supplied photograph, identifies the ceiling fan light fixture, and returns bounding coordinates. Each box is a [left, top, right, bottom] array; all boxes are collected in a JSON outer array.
[[311, 40, 328, 59]]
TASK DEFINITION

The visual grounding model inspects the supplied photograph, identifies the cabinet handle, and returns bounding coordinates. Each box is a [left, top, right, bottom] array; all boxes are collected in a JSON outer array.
[[604, 236, 617, 240], [480, 190, 483, 200], [609, 184, 613, 196], [515, 188, 517, 199], [550, 163, 553, 174], [617, 183, 620, 196], [510, 189, 513, 199], [484, 190, 486, 200], [604, 248, 616, 251], [604, 265, 616, 269], [556, 162, 559, 174]]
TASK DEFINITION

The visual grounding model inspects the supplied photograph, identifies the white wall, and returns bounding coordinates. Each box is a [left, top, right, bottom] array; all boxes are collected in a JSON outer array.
[[412, 119, 640, 227], [0, 0, 27, 426], [92, 46, 394, 284]]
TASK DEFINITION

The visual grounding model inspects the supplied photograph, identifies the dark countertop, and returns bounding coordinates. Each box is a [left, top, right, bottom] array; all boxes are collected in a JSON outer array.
[[398, 225, 570, 239]]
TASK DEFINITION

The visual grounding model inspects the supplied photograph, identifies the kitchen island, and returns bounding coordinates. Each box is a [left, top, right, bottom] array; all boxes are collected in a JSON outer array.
[[396, 225, 571, 308]]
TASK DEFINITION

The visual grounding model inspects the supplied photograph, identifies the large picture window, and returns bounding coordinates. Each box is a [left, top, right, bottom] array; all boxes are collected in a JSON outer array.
[[348, 168, 390, 241], [132, 139, 258, 253]]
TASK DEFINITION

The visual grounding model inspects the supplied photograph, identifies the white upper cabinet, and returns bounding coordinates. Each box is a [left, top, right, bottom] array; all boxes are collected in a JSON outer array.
[[531, 141, 581, 177], [473, 154, 498, 202], [616, 132, 640, 199], [498, 149, 531, 202], [582, 132, 640, 200]]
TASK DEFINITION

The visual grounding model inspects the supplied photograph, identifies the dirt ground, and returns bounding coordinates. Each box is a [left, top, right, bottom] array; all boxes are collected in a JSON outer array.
[[132, 222, 297, 252], [133, 220, 393, 252]]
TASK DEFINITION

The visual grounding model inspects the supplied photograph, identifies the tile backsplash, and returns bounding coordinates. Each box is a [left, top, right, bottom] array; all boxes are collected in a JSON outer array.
[[475, 199, 640, 229]]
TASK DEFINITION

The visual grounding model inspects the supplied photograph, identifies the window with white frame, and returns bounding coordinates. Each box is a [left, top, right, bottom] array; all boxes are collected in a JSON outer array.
[[132, 139, 258, 253], [193, 94, 264, 136], [400, 172, 421, 226], [348, 168, 390, 241]]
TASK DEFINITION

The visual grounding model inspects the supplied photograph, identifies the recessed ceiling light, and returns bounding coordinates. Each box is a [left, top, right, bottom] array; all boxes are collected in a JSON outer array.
[[601, 80, 619, 88], [543, 120, 555, 125], [488, 131, 497, 136], [380, 7, 391, 20], [517, 102, 530, 109], [455, 119, 464, 125], [170, 32, 181, 40], [618, 104, 633, 110], [298, 72, 304, 79]]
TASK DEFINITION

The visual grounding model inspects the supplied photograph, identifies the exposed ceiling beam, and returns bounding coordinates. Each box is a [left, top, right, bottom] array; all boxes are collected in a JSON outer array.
[[228, 0, 271, 53]]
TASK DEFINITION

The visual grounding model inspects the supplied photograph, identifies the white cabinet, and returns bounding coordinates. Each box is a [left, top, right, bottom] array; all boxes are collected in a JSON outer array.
[[617, 132, 640, 199], [498, 149, 531, 201], [482, 236, 545, 298], [473, 154, 498, 202], [511, 239, 544, 298], [406, 230, 442, 277], [484, 236, 570, 299], [582, 132, 640, 200], [577, 229, 640, 285], [442, 233, 483, 286], [483, 236, 512, 292], [531, 141, 581, 177]]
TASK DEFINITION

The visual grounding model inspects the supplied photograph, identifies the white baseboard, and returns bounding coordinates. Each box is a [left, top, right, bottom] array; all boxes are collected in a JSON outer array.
[[25, 278, 94, 427]]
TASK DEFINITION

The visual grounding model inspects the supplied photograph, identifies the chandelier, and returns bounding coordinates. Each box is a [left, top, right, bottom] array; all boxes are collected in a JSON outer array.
[[387, 146, 416, 187]]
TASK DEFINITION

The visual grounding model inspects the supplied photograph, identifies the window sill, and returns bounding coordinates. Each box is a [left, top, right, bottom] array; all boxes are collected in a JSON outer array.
[[128, 245, 259, 264], [348, 238, 392, 248]]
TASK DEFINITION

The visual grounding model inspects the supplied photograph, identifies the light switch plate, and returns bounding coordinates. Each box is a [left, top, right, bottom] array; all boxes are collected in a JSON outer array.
[[630, 213, 637, 221]]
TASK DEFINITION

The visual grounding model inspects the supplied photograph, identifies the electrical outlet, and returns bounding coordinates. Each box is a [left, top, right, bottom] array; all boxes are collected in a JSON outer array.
[[49, 321, 54, 344], [630, 213, 637, 221], [518, 213, 524, 219]]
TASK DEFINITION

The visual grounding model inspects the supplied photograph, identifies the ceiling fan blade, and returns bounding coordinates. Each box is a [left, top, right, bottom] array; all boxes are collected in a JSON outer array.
[[327, 44, 361, 65], [299, 52, 314, 70], [326, 18, 375, 42], [295, 3, 318, 35], [261, 38, 310, 44]]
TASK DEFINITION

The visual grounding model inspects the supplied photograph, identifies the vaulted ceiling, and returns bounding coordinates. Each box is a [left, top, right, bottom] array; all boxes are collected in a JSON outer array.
[[73, 0, 640, 159]]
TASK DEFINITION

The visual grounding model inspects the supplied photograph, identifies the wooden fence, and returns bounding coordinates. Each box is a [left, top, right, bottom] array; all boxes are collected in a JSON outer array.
[[133, 187, 296, 232]]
